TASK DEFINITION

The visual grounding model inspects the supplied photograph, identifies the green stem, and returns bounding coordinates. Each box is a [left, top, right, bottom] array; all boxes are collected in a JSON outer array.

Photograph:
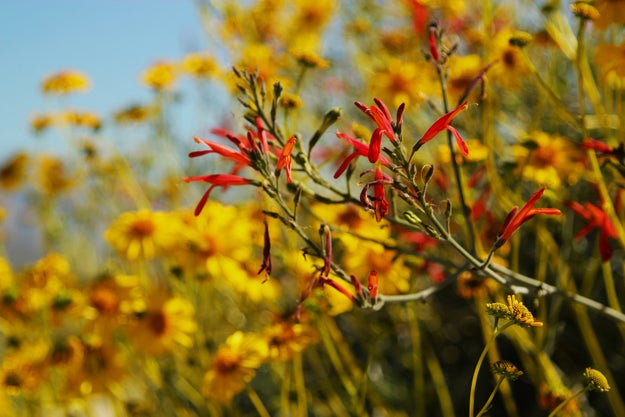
[[469, 321, 513, 417], [246, 386, 272, 417], [475, 376, 505, 417]]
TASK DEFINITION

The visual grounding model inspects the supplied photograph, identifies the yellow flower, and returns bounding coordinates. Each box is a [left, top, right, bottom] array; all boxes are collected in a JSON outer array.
[[0, 340, 49, 395], [236, 43, 283, 83], [181, 52, 219, 79], [513, 131, 584, 189], [21, 253, 72, 312], [36, 156, 74, 196], [170, 204, 260, 275], [113, 104, 153, 124], [583, 368, 610, 392], [279, 92, 304, 109], [571, 2, 600, 20], [141, 61, 177, 90], [370, 58, 432, 107], [104, 210, 180, 261], [61, 110, 101, 130], [264, 321, 318, 362], [291, 49, 329, 69], [128, 291, 198, 356], [0, 152, 29, 191], [30, 112, 55, 134], [203, 331, 268, 403], [84, 273, 145, 337], [446, 54, 483, 103], [491, 360, 523, 380], [437, 138, 489, 165], [223, 257, 281, 302], [456, 271, 496, 300], [506, 294, 543, 327], [487, 28, 530, 89], [65, 335, 127, 395], [41, 69, 90, 95]]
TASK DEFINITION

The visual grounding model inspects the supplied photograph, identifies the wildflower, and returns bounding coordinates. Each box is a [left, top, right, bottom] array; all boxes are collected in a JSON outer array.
[[30, 113, 55, 134], [583, 368, 610, 392], [62, 110, 101, 130], [370, 59, 431, 107], [183, 174, 257, 216], [413, 102, 469, 156], [189, 136, 252, 176], [571, 2, 600, 20], [113, 104, 153, 125], [333, 131, 391, 178], [202, 331, 268, 403], [141, 61, 177, 90], [104, 210, 179, 260], [513, 132, 584, 189], [485, 302, 511, 320], [275, 136, 297, 182], [506, 294, 543, 327], [181, 52, 218, 78], [0, 153, 28, 191], [581, 137, 623, 157], [457, 271, 495, 300], [41, 69, 90, 95], [360, 166, 393, 222], [279, 92, 304, 109], [491, 360, 523, 380], [264, 321, 318, 362], [0, 341, 48, 394], [487, 28, 530, 89], [354, 98, 405, 163], [567, 201, 617, 262], [291, 49, 329, 69], [36, 156, 73, 196], [128, 292, 198, 356], [65, 336, 126, 395], [494, 187, 561, 247]]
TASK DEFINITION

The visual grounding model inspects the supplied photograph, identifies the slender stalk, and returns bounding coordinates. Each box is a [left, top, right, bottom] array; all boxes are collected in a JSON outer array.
[[469, 321, 513, 417], [475, 376, 504, 417], [546, 386, 588, 417], [246, 386, 272, 417]]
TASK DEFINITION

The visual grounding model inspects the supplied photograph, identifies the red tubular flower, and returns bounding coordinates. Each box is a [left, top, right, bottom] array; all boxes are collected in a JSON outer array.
[[258, 220, 272, 276], [567, 201, 617, 262], [428, 22, 439, 62], [581, 138, 614, 154], [319, 277, 357, 304], [367, 270, 378, 304], [276, 136, 297, 182], [581, 137, 624, 158], [360, 166, 393, 222], [354, 98, 405, 163], [413, 102, 469, 156], [183, 174, 254, 215], [495, 187, 561, 246], [333, 131, 391, 178], [189, 136, 251, 175]]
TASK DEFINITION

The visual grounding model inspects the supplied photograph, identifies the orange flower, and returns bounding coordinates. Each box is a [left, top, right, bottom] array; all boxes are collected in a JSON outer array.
[[495, 187, 561, 247], [413, 103, 469, 156]]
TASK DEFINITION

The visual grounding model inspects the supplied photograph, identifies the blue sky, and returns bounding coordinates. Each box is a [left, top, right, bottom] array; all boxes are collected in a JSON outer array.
[[0, 1, 205, 159]]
